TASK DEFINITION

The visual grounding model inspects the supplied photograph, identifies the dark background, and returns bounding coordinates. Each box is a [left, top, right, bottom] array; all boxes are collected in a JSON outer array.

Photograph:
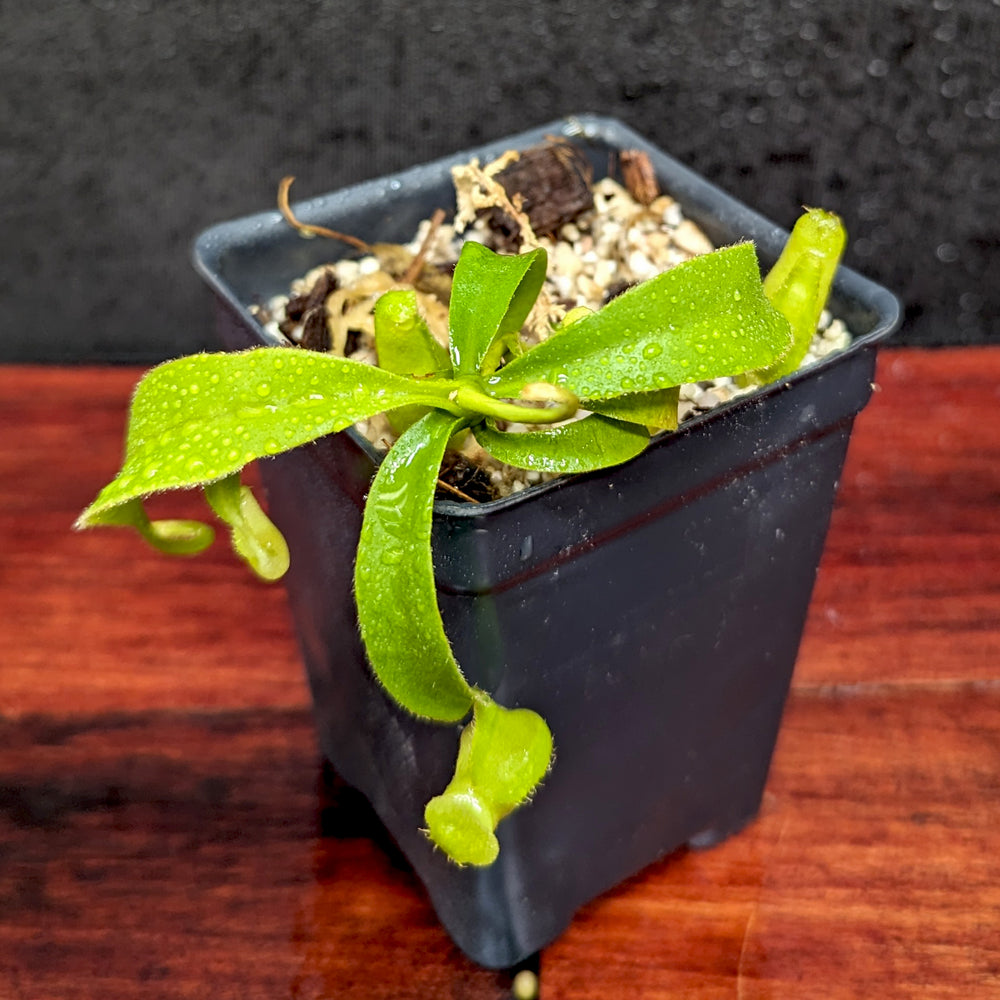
[[2, 0, 997, 363]]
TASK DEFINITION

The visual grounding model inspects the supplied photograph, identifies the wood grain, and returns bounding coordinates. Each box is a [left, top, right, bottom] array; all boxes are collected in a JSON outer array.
[[797, 348, 1000, 688], [2, 351, 999, 997], [0, 366, 307, 716], [0, 710, 514, 998], [543, 688, 1000, 999]]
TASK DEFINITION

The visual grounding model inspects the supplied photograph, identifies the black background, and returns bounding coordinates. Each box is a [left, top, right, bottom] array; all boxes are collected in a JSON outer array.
[[2, 0, 997, 362]]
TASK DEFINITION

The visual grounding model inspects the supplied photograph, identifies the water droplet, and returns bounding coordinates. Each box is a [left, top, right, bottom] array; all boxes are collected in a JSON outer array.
[[257, 383, 271, 397], [642, 343, 663, 359], [381, 548, 405, 565], [936, 242, 960, 263], [733, 290, 742, 301]]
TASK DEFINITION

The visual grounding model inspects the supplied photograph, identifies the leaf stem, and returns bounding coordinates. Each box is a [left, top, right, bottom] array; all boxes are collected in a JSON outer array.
[[453, 381, 579, 425]]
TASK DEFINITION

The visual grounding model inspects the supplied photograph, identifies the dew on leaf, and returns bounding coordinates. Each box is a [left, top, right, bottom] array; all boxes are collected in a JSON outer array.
[[257, 384, 271, 397], [642, 343, 662, 359]]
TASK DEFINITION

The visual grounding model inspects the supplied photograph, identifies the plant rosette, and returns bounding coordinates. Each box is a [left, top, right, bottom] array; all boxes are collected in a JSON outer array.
[[77, 116, 900, 967]]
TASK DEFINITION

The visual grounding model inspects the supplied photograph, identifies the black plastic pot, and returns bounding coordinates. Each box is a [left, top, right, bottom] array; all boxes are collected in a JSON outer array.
[[193, 115, 901, 968]]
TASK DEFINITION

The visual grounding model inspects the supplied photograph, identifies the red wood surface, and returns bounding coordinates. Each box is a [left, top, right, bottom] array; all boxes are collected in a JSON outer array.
[[1, 350, 998, 998]]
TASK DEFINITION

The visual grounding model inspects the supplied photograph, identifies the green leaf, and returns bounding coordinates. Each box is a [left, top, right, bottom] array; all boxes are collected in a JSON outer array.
[[448, 242, 547, 375], [204, 473, 289, 581], [489, 243, 792, 402], [424, 693, 553, 866], [585, 387, 680, 432], [473, 413, 648, 474], [374, 289, 454, 434], [756, 208, 847, 381], [76, 349, 461, 527], [374, 289, 452, 378], [354, 409, 475, 722]]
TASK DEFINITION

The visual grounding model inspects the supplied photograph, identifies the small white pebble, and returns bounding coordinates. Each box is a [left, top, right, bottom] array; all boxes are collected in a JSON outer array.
[[335, 259, 361, 284], [592, 258, 617, 289], [627, 249, 656, 279], [672, 219, 714, 256]]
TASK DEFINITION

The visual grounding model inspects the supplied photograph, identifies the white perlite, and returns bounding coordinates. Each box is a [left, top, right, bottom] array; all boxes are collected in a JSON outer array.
[[252, 168, 852, 499]]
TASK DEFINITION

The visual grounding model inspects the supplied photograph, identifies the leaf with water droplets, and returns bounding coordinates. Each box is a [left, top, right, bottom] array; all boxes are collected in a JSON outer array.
[[374, 289, 452, 379], [374, 288, 454, 434], [77, 348, 457, 528], [473, 414, 648, 473], [448, 241, 547, 375], [490, 243, 792, 401], [354, 409, 475, 722]]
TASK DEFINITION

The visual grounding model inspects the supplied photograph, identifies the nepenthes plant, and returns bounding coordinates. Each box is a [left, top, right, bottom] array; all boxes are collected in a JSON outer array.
[[76, 208, 844, 866]]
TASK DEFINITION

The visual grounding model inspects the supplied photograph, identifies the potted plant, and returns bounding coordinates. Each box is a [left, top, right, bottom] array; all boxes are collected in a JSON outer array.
[[76, 115, 899, 968]]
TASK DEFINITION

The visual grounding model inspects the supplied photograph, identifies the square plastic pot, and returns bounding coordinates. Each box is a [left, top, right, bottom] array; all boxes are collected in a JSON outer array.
[[193, 114, 901, 968]]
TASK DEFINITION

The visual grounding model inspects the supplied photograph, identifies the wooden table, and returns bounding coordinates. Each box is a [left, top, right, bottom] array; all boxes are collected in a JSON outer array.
[[2, 349, 998, 998]]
